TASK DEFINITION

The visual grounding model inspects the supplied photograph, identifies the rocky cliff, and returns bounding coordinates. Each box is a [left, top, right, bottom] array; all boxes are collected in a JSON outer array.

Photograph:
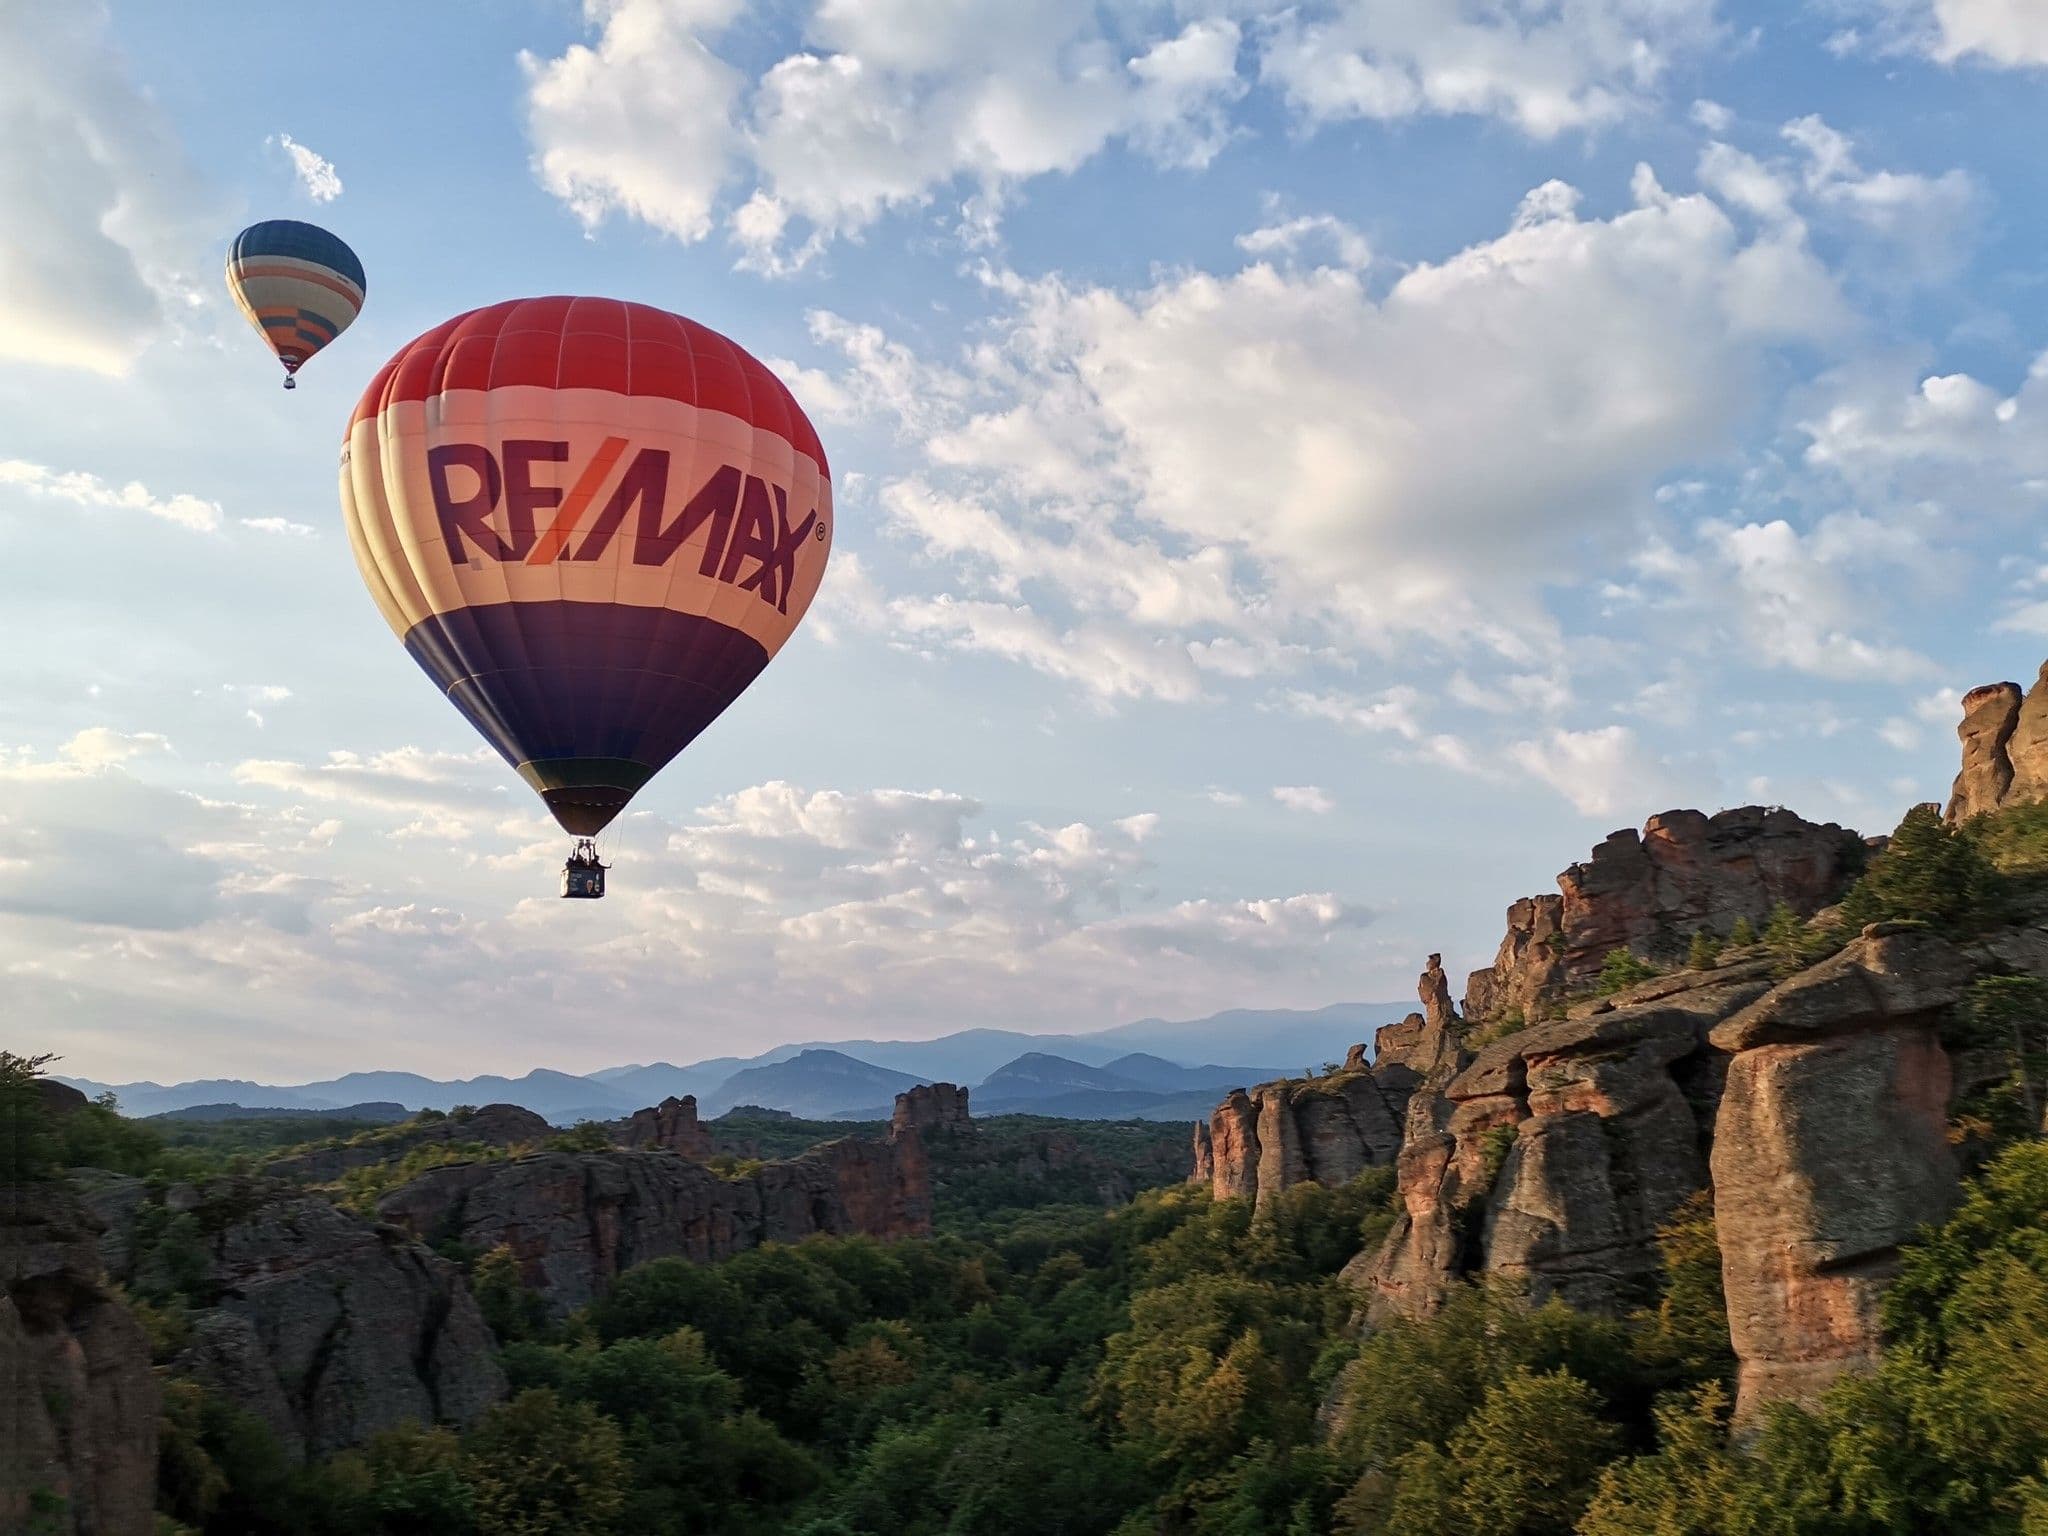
[[81, 1174, 505, 1459], [1198, 960, 1452, 1208], [616, 1094, 715, 1158], [892, 1081, 971, 1139], [1709, 926, 1970, 1418], [1463, 806, 1866, 1022], [2, 1184, 159, 1536], [377, 1125, 933, 1316], [1195, 724, 2048, 1423], [1948, 662, 2048, 821]]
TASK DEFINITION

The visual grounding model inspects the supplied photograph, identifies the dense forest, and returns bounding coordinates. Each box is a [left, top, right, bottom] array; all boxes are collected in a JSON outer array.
[[11, 1032, 2048, 1536]]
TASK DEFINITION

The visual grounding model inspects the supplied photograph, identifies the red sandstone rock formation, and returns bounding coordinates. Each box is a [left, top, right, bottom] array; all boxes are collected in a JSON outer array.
[[1464, 807, 1864, 1021], [1709, 926, 1970, 1420], [1939, 665, 2048, 823]]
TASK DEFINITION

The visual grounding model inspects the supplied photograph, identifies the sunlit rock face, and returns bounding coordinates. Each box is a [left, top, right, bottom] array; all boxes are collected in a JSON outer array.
[[1709, 926, 1971, 1420]]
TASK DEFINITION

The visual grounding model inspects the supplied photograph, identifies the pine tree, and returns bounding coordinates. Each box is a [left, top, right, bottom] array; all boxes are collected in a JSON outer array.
[[1727, 915, 1757, 948], [1858, 803, 2000, 934], [1685, 931, 1723, 971]]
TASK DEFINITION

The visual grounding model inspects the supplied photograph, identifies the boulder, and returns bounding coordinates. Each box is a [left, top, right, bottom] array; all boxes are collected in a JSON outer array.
[[1709, 928, 1972, 1420]]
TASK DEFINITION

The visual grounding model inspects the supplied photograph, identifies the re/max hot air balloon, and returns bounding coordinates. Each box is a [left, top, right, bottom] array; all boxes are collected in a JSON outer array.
[[339, 298, 832, 897], [226, 220, 365, 388]]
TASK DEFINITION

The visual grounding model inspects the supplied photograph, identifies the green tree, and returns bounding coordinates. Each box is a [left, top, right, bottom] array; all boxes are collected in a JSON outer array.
[[1727, 915, 1758, 947], [1854, 803, 2001, 934], [463, 1389, 626, 1536], [1685, 931, 1723, 971], [1761, 901, 1804, 953], [1631, 1190, 1735, 1392], [1597, 949, 1662, 996], [1376, 1369, 1617, 1536], [0, 1050, 58, 1181], [472, 1245, 549, 1344], [1578, 1384, 1743, 1536]]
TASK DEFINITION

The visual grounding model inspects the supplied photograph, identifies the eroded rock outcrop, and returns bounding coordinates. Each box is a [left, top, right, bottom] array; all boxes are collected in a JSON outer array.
[[1, 1184, 158, 1536], [1351, 955, 1773, 1324], [1710, 926, 1972, 1419], [1190, 1120, 1213, 1185], [378, 1133, 932, 1316], [1464, 807, 1865, 1021], [83, 1176, 505, 1459], [267, 1102, 549, 1183], [617, 1095, 714, 1158], [1204, 966, 1449, 1208], [891, 1082, 970, 1141], [1948, 681, 2025, 822]]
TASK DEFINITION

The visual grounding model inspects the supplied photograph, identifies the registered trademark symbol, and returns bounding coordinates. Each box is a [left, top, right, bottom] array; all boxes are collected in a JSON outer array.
[[815, 523, 827, 541]]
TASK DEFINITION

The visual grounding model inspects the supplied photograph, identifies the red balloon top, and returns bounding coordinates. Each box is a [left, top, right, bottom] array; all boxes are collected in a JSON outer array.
[[348, 296, 828, 476]]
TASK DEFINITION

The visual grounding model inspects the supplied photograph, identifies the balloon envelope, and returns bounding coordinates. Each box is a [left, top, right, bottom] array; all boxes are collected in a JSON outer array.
[[226, 219, 365, 380], [339, 297, 833, 834]]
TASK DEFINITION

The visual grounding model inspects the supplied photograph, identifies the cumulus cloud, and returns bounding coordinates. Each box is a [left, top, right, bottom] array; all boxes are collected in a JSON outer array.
[[0, 459, 223, 533], [1272, 784, 1334, 814], [273, 133, 343, 201], [520, 0, 744, 243], [1258, 0, 1721, 138], [807, 164, 1846, 705], [1834, 0, 2048, 66], [1509, 724, 1687, 817], [0, 1, 214, 374], [233, 746, 516, 840]]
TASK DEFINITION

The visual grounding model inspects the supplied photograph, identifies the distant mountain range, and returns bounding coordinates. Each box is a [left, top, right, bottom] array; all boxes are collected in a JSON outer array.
[[58, 1001, 1410, 1125]]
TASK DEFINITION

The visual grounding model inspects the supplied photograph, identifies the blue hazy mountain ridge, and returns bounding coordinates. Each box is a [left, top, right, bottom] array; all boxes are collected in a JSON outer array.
[[57, 1001, 1410, 1122], [696, 1049, 926, 1120]]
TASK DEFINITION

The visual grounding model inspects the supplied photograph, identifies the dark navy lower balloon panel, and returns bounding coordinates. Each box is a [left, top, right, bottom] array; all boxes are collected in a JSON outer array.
[[402, 602, 771, 831]]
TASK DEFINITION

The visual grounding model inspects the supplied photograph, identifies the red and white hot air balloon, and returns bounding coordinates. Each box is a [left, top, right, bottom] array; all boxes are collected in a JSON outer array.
[[339, 298, 832, 895]]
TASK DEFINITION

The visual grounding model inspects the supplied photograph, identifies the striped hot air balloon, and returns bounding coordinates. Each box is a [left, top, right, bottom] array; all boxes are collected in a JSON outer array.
[[339, 298, 832, 872], [226, 220, 365, 388]]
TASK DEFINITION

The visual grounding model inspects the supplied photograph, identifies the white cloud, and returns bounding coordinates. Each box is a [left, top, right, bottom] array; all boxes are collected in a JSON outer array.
[[0, 1, 214, 374], [233, 747, 515, 840], [1272, 784, 1334, 814], [1236, 212, 1373, 271], [735, 9, 1246, 264], [1258, 0, 1721, 139], [0, 459, 223, 532], [520, 0, 745, 243], [61, 728, 170, 769], [273, 133, 342, 201], [523, 1, 1248, 264], [1510, 724, 1683, 817], [1928, 0, 2048, 63], [240, 516, 318, 537], [809, 165, 1846, 702], [1835, 0, 2048, 66]]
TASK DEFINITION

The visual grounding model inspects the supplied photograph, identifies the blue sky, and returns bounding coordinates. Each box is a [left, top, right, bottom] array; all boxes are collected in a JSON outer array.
[[4, 0, 2046, 1084]]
